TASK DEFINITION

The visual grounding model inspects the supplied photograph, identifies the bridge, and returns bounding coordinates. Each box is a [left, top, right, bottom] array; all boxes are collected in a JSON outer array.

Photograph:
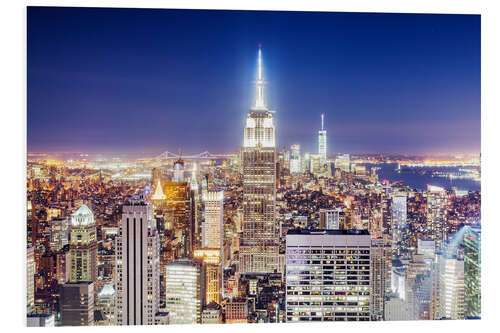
[[155, 150, 236, 160]]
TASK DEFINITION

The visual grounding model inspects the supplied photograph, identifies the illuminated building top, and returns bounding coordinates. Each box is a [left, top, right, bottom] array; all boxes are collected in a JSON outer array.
[[318, 113, 327, 161], [244, 45, 275, 148], [253, 44, 266, 110], [71, 204, 95, 226], [152, 180, 167, 200], [98, 283, 115, 297], [194, 248, 221, 265]]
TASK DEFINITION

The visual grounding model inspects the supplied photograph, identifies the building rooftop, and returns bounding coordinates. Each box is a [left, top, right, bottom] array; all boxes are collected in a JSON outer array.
[[286, 228, 370, 236], [71, 204, 94, 226]]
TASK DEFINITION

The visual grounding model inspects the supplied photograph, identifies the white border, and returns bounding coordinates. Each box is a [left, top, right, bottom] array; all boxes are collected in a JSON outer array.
[[1, 1, 498, 333]]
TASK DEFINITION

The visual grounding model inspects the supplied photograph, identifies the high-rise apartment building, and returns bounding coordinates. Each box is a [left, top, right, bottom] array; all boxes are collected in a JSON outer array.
[[464, 226, 481, 318], [285, 229, 371, 322], [69, 205, 97, 284], [165, 259, 205, 324], [116, 197, 160, 325], [240, 45, 279, 274]]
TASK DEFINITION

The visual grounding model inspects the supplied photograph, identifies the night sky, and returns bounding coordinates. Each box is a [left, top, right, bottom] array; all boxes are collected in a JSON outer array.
[[27, 7, 480, 156]]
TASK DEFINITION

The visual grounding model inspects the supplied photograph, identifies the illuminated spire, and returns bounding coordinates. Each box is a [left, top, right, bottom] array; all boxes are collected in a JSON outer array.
[[254, 44, 266, 110], [190, 163, 198, 191], [151, 180, 166, 200], [321, 113, 324, 131]]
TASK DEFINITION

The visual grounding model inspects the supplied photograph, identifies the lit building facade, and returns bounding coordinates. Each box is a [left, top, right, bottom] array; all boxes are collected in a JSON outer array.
[[290, 144, 302, 174], [318, 113, 327, 162], [225, 299, 248, 324], [69, 205, 97, 284], [96, 284, 116, 325], [49, 217, 69, 251], [173, 155, 185, 182], [370, 238, 392, 320], [439, 256, 464, 319], [240, 45, 279, 274], [285, 229, 371, 322], [464, 226, 481, 318], [27, 245, 35, 315], [194, 249, 222, 306], [426, 185, 448, 249], [335, 154, 350, 173], [392, 194, 409, 259], [201, 191, 224, 250], [417, 238, 436, 266], [116, 197, 160, 325], [165, 259, 205, 324], [164, 181, 195, 258]]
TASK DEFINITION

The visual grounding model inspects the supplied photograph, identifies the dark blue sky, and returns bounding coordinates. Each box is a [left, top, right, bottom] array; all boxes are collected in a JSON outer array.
[[27, 7, 480, 156]]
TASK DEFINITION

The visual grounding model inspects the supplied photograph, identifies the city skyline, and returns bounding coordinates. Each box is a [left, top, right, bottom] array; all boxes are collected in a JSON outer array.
[[28, 7, 480, 155], [26, 8, 481, 326]]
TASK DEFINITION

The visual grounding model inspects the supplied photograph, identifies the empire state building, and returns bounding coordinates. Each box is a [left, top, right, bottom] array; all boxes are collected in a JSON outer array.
[[239, 45, 280, 274]]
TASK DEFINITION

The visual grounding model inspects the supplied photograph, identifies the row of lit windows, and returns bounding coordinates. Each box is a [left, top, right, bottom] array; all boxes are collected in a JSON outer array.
[[287, 249, 370, 254], [287, 286, 370, 293], [287, 317, 370, 321], [287, 270, 370, 275], [287, 255, 370, 260]]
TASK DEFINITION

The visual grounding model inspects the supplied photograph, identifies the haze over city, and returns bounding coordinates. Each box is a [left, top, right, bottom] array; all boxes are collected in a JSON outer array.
[[27, 7, 480, 156]]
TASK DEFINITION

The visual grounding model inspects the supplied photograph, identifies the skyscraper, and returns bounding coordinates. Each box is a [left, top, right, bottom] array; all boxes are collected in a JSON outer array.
[[290, 144, 301, 174], [392, 193, 409, 259], [173, 152, 185, 182], [239, 45, 279, 274], [201, 191, 224, 250], [426, 185, 448, 249], [194, 249, 222, 306], [318, 113, 327, 162], [116, 196, 160, 325], [464, 226, 481, 318], [285, 229, 371, 322], [164, 181, 195, 258], [69, 205, 97, 284], [27, 245, 35, 315], [371, 238, 392, 320], [439, 255, 464, 319]]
